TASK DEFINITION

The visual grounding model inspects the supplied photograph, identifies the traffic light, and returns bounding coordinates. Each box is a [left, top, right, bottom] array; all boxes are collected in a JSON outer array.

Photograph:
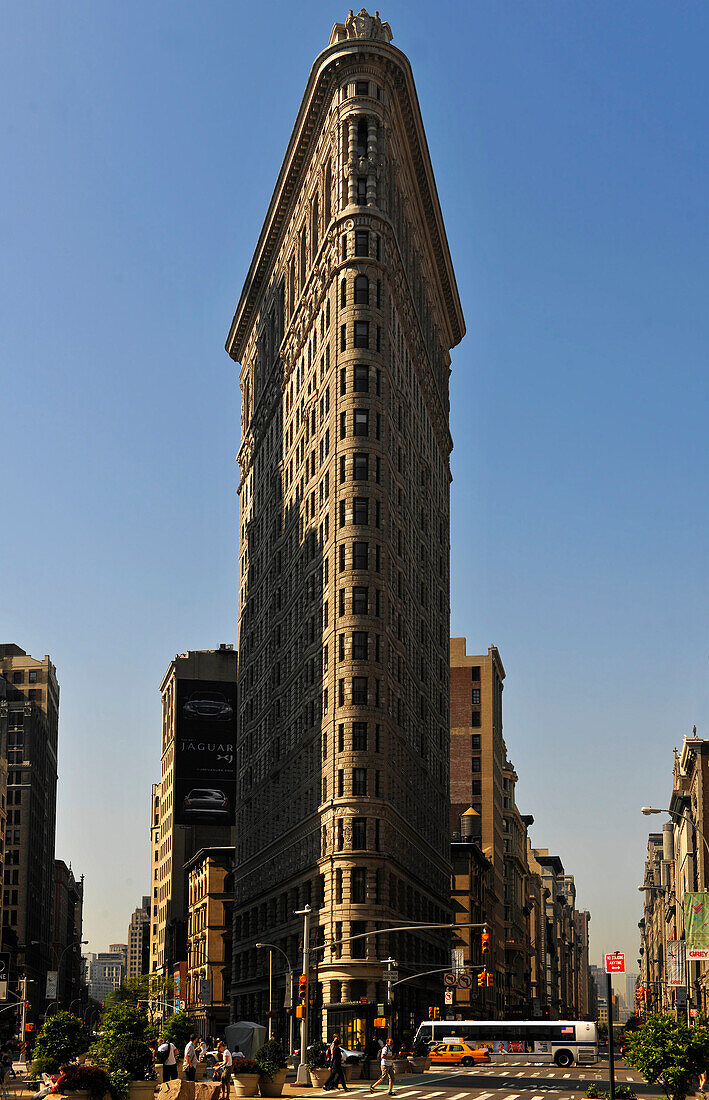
[[477, 972, 485, 987], [428, 1006, 434, 1019], [298, 974, 307, 1002], [295, 1005, 305, 1019], [481, 931, 490, 955], [433, 1007, 440, 1020], [486, 973, 494, 988]]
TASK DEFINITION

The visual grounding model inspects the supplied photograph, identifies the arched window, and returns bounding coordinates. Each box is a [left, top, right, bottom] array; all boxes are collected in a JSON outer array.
[[311, 194, 319, 259], [354, 275, 369, 305]]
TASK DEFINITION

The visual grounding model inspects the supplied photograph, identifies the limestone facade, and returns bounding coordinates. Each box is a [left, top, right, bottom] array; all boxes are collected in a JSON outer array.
[[227, 10, 465, 1038]]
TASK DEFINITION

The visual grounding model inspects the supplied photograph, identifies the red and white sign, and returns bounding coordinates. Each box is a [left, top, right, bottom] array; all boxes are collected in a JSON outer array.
[[605, 953, 625, 974], [444, 990, 454, 1004], [443, 971, 457, 987], [457, 973, 472, 989], [691, 1009, 698, 1018], [688, 948, 709, 960]]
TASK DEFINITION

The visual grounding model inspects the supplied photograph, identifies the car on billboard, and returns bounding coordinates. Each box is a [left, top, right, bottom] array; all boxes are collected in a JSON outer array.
[[183, 691, 233, 721], [183, 788, 231, 820]]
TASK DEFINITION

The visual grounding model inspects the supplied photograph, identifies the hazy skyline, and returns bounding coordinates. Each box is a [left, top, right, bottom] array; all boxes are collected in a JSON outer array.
[[2, 0, 708, 969]]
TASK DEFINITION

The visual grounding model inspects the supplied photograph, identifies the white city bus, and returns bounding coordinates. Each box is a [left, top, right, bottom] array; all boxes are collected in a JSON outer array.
[[414, 1020, 598, 1067]]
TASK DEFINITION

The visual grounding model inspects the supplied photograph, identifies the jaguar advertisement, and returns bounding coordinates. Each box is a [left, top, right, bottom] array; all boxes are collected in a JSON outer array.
[[174, 678, 237, 827]]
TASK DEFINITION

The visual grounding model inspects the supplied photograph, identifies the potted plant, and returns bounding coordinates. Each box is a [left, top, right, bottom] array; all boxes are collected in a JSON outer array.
[[408, 1037, 431, 1073], [106, 1041, 157, 1100], [31, 1012, 90, 1075], [343, 1053, 362, 1082], [255, 1040, 288, 1097], [53, 1064, 112, 1100], [305, 1042, 329, 1088], [231, 1058, 261, 1098]]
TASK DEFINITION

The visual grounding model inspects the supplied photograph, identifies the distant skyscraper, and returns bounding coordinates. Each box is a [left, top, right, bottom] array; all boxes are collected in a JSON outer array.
[[0, 644, 59, 1028], [52, 860, 84, 1008], [127, 897, 150, 978], [227, 9, 465, 1035]]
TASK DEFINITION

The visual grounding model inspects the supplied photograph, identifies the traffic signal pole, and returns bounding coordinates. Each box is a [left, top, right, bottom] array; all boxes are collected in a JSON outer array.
[[607, 972, 616, 1100], [295, 905, 311, 1086]]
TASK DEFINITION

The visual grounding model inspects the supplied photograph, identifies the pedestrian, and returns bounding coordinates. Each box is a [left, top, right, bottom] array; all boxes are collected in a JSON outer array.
[[370, 1036, 395, 1096], [184, 1035, 199, 1082], [215, 1041, 233, 1100], [199, 1037, 208, 1062], [156, 1037, 179, 1081], [323, 1036, 348, 1092]]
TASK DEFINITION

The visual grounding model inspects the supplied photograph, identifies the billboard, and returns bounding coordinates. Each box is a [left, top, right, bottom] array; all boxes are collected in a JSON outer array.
[[174, 678, 236, 827], [667, 940, 686, 985], [683, 893, 709, 949]]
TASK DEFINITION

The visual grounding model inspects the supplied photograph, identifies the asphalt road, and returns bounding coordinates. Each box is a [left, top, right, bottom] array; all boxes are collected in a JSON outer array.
[[374, 1060, 652, 1100]]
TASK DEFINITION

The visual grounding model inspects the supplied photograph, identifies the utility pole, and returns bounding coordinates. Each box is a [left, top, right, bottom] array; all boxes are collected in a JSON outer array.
[[268, 949, 273, 1040], [295, 905, 311, 1086]]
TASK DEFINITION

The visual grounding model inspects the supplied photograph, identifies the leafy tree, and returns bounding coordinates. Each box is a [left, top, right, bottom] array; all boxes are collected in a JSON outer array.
[[105, 974, 173, 1010], [93, 1004, 154, 1065], [598, 1023, 609, 1044], [161, 1011, 197, 1052], [624, 1012, 709, 1100], [31, 1011, 89, 1073]]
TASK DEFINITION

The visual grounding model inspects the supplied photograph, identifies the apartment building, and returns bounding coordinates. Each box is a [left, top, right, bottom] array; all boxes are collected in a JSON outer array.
[[185, 847, 233, 1036], [227, 9, 464, 1043], [127, 897, 150, 979]]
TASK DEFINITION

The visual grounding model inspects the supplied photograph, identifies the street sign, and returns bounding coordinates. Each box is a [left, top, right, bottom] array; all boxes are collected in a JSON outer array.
[[457, 973, 472, 989], [45, 971, 58, 1000], [0, 982, 7, 1002], [284, 972, 293, 1009], [443, 971, 457, 987], [383, 970, 398, 983], [691, 1009, 698, 1018], [359, 997, 369, 1004], [444, 990, 454, 1004], [199, 980, 212, 1006], [605, 953, 625, 974]]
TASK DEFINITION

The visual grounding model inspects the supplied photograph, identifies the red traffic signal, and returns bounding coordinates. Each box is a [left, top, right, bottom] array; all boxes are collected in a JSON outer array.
[[481, 931, 490, 954], [298, 974, 307, 1001]]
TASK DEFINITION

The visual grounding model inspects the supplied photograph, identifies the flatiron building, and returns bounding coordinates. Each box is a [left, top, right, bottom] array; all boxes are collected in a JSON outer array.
[[227, 9, 465, 1040]]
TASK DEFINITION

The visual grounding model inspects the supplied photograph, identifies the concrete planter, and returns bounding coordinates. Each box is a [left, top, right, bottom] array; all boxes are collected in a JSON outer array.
[[408, 1058, 430, 1073], [345, 1063, 362, 1081], [393, 1059, 410, 1076], [129, 1082, 158, 1100], [257, 1069, 287, 1097], [308, 1069, 330, 1088], [231, 1075, 260, 1098]]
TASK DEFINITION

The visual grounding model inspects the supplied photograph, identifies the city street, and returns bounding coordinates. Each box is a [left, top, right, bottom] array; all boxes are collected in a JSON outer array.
[[285, 1061, 652, 1100]]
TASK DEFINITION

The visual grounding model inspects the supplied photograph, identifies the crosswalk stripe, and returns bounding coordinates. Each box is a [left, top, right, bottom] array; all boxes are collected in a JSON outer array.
[[563, 1073, 571, 1078], [501, 1093, 520, 1099], [449, 1093, 470, 1098]]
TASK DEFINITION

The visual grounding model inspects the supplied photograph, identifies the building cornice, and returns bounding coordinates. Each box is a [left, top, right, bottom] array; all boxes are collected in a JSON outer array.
[[225, 36, 465, 363]]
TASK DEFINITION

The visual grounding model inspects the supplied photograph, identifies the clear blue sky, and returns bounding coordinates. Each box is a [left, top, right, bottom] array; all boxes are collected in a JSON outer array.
[[2, 1, 707, 971]]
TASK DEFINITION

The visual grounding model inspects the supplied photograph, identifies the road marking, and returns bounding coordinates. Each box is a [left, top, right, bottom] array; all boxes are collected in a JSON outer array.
[[563, 1073, 571, 1078], [449, 1093, 470, 1098], [501, 1093, 520, 1100]]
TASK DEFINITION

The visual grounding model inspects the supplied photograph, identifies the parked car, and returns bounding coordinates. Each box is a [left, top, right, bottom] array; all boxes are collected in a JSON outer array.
[[183, 692, 233, 721], [183, 788, 230, 820], [428, 1042, 490, 1067]]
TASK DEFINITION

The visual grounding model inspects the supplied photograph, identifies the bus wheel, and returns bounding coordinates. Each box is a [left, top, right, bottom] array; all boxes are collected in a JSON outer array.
[[554, 1051, 573, 1068]]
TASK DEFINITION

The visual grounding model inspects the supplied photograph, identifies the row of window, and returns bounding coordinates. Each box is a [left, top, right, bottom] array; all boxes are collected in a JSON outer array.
[[338, 541, 380, 573], [7, 670, 38, 684], [340, 274, 381, 309], [340, 363, 379, 394], [338, 498, 381, 528], [337, 677, 381, 707], [340, 320, 381, 351], [337, 586, 381, 616], [339, 452, 380, 482], [331, 767, 380, 798], [337, 632, 379, 662], [339, 408, 381, 438]]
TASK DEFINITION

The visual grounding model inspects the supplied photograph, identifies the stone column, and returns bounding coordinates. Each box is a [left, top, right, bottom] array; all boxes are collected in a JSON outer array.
[[366, 119, 378, 206], [348, 119, 358, 206]]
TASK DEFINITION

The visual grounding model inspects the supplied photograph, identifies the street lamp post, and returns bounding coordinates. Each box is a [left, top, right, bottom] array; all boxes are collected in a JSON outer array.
[[294, 906, 311, 1086], [256, 943, 294, 1054]]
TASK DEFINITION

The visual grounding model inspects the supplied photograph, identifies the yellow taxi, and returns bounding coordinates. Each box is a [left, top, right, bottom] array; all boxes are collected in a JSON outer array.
[[429, 1041, 490, 1067]]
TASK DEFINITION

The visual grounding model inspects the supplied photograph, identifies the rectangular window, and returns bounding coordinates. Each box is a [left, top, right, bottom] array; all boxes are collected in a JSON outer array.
[[353, 497, 369, 525], [352, 819, 367, 850], [337, 769, 344, 797], [351, 919, 366, 957], [340, 367, 346, 395], [338, 634, 345, 662], [352, 677, 368, 705], [340, 411, 346, 439], [340, 324, 346, 351], [335, 870, 343, 904], [352, 587, 368, 614], [353, 409, 369, 436], [352, 767, 367, 795], [352, 541, 368, 569], [471, 711, 481, 728], [353, 453, 369, 479], [353, 364, 369, 392], [471, 666, 481, 682], [352, 632, 368, 660], [472, 757, 481, 773], [472, 688, 481, 704], [28, 671, 38, 684], [351, 867, 366, 904], [472, 779, 481, 795], [471, 734, 481, 749], [356, 177, 367, 205], [338, 589, 345, 616], [355, 231, 369, 257], [355, 80, 369, 96], [354, 321, 369, 348], [352, 722, 368, 751]]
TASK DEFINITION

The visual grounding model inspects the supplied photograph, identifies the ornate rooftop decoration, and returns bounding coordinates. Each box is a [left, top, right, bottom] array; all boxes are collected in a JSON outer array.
[[329, 9, 393, 45]]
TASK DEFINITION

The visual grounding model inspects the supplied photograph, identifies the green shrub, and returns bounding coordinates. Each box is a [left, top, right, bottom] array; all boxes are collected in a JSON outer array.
[[256, 1039, 287, 1078], [305, 1041, 329, 1070], [160, 1011, 197, 1053], [107, 1040, 156, 1081], [585, 1085, 635, 1100], [624, 1013, 709, 1100], [31, 1012, 89, 1073], [93, 1003, 153, 1067]]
